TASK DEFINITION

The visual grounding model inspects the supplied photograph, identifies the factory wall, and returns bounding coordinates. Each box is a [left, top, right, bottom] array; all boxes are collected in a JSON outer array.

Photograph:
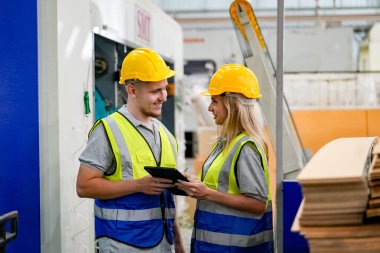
[[0, 1, 40, 253]]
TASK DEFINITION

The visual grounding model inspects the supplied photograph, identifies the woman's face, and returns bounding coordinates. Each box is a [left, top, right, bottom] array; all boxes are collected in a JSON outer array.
[[208, 95, 228, 125]]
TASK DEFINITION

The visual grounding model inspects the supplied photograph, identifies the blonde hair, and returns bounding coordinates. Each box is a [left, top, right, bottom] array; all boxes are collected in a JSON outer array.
[[218, 96, 268, 156]]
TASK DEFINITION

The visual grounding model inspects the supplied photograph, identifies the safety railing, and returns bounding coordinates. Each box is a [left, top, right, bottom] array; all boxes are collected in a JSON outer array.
[[0, 211, 18, 253]]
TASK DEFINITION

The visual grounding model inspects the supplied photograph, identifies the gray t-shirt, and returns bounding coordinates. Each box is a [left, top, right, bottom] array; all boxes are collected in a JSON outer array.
[[202, 139, 269, 202], [79, 106, 174, 253]]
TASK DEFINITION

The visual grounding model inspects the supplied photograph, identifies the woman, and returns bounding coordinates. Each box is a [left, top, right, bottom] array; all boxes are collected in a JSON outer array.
[[176, 64, 273, 253]]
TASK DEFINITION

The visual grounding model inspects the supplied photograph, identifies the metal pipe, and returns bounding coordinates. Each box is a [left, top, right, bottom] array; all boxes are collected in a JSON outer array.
[[275, 0, 284, 252]]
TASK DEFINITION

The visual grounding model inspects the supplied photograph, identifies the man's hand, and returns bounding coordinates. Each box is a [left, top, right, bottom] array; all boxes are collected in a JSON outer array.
[[137, 176, 174, 195]]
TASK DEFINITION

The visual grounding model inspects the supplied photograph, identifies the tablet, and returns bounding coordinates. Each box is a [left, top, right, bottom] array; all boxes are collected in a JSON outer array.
[[144, 166, 189, 196]]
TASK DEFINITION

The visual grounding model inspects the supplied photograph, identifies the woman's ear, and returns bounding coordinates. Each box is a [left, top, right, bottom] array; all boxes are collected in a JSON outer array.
[[126, 84, 137, 98]]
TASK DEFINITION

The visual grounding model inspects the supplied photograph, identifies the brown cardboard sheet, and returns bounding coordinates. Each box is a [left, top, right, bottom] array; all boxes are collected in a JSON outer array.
[[297, 137, 377, 184]]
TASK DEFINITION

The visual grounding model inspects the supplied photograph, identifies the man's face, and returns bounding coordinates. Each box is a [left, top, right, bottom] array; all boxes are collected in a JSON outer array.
[[133, 79, 168, 118]]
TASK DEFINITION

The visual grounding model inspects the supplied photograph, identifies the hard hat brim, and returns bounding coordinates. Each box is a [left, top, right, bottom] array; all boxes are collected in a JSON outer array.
[[200, 90, 211, 96], [165, 69, 176, 80]]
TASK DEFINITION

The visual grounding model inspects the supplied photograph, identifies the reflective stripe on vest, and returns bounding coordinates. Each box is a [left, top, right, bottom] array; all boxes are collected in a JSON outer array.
[[194, 133, 273, 251], [91, 112, 177, 248], [95, 205, 176, 221], [194, 228, 273, 247]]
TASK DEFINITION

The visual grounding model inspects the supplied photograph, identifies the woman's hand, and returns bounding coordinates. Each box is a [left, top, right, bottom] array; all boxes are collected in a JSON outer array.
[[176, 175, 266, 215], [175, 177, 210, 199]]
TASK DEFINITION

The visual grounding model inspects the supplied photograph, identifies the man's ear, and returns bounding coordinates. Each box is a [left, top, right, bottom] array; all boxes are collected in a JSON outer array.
[[126, 84, 137, 98]]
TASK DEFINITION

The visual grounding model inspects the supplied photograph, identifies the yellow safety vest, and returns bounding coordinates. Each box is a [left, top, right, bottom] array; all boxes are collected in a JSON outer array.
[[193, 132, 273, 252], [90, 112, 177, 180], [91, 111, 178, 248]]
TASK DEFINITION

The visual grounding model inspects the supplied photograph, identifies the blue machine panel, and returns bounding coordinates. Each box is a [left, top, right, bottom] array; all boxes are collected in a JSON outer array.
[[0, 0, 40, 252], [283, 180, 309, 253]]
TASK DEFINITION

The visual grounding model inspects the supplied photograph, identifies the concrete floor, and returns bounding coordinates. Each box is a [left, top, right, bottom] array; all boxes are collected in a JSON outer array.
[[176, 158, 197, 252], [176, 195, 195, 253]]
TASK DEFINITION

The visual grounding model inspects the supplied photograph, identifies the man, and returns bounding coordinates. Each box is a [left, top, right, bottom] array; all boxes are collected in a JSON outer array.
[[76, 48, 185, 253]]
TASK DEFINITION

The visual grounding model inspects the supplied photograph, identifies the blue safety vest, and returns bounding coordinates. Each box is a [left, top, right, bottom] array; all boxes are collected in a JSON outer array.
[[91, 112, 177, 248], [192, 133, 274, 253]]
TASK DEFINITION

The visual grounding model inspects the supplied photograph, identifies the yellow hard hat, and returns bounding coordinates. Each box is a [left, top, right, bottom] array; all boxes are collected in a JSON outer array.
[[201, 64, 262, 99], [119, 48, 176, 84]]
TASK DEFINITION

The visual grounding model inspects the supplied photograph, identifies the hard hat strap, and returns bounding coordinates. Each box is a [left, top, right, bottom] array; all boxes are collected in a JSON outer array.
[[225, 93, 256, 105], [125, 79, 143, 85]]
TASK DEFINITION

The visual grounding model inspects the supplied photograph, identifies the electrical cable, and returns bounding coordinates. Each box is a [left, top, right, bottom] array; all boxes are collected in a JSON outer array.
[[71, 126, 91, 253], [71, 61, 93, 252]]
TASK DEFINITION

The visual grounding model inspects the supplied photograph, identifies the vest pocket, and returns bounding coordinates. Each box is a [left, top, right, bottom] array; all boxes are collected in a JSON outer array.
[[115, 219, 164, 247], [116, 220, 151, 230], [135, 152, 156, 163], [197, 212, 233, 231], [198, 244, 220, 253]]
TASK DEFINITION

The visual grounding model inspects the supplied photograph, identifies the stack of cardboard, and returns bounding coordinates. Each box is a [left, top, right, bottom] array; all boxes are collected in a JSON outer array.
[[367, 141, 380, 218], [292, 137, 380, 253]]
